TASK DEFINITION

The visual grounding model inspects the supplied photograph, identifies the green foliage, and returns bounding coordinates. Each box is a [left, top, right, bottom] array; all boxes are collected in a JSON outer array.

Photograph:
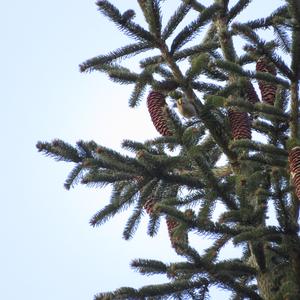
[[79, 42, 151, 73], [170, 3, 221, 54], [138, 0, 162, 38], [37, 1, 300, 299], [96, 0, 155, 43], [162, 2, 191, 40], [227, 0, 252, 21]]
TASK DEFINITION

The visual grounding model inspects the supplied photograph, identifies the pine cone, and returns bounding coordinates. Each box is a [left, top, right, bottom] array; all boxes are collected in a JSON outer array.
[[166, 216, 178, 234], [228, 109, 251, 140], [245, 81, 260, 105], [245, 81, 260, 121], [147, 91, 172, 136], [288, 147, 300, 200], [166, 217, 188, 253], [256, 57, 277, 106], [143, 197, 156, 215]]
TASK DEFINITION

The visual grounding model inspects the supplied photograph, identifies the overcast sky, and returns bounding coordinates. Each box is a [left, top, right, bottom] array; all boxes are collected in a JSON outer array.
[[1, 1, 283, 299]]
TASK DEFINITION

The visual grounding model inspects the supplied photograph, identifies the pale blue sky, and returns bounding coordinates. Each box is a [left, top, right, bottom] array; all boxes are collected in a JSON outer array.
[[1, 1, 283, 299]]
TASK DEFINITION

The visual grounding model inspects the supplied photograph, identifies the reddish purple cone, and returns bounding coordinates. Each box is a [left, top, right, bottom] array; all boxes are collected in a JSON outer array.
[[256, 57, 277, 105], [228, 109, 252, 140], [245, 81, 260, 104], [147, 91, 172, 136], [166, 217, 188, 253], [289, 147, 300, 200], [144, 197, 156, 215]]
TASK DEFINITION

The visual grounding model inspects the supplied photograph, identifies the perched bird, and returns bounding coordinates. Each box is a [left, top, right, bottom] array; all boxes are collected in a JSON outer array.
[[176, 97, 197, 118]]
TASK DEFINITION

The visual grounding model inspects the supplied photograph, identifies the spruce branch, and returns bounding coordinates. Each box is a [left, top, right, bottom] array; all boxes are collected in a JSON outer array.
[[188, 147, 237, 209], [196, 197, 216, 223], [289, 82, 300, 140], [214, 59, 290, 88], [243, 5, 289, 30], [122, 206, 143, 240], [177, 41, 220, 60], [183, 0, 206, 13], [272, 175, 293, 232], [227, 0, 252, 22], [94, 278, 209, 300], [230, 139, 288, 157], [152, 79, 179, 93], [79, 42, 151, 73], [157, 203, 238, 236], [63, 164, 84, 190], [215, 12, 237, 62], [138, 0, 162, 38], [96, 0, 155, 43], [122, 139, 159, 154], [139, 42, 219, 68], [147, 210, 161, 237], [76, 140, 98, 157], [36, 140, 82, 163], [163, 192, 206, 208], [233, 226, 283, 245], [225, 98, 289, 121], [231, 23, 293, 79], [273, 25, 291, 53], [86, 63, 139, 84], [161, 173, 205, 190], [203, 235, 231, 262], [131, 258, 168, 276], [89, 180, 145, 226], [170, 3, 221, 54], [191, 81, 222, 93], [240, 153, 287, 168], [236, 53, 255, 66], [288, 0, 300, 78], [252, 120, 277, 137], [139, 54, 164, 67], [96, 146, 147, 174], [220, 208, 261, 226], [81, 170, 134, 187], [214, 260, 257, 277], [128, 67, 154, 107], [162, 2, 191, 40], [211, 276, 262, 300], [90, 200, 130, 227]]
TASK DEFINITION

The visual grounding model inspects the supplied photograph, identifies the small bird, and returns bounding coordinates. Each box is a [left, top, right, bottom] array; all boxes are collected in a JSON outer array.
[[176, 97, 197, 118]]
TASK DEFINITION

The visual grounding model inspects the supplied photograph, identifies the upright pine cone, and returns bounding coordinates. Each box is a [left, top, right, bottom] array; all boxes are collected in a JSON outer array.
[[256, 57, 277, 106], [166, 217, 188, 253], [143, 197, 156, 215], [147, 91, 172, 136], [288, 147, 300, 200], [228, 109, 252, 140]]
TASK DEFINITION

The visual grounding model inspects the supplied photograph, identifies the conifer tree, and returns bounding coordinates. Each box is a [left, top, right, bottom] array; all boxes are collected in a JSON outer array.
[[37, 1, 300, 299]]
